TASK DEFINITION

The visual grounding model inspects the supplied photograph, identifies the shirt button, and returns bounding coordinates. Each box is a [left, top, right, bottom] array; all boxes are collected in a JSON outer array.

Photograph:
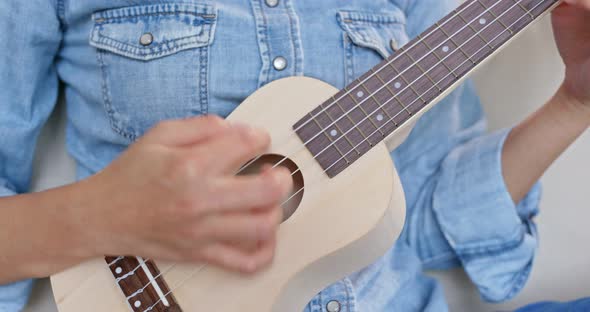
[[265, 0, 279, 7], [326, 300, 341, 312], [140, 33, 154, 46], [272, 56, 288, 71], [390, 39, 399, 52]]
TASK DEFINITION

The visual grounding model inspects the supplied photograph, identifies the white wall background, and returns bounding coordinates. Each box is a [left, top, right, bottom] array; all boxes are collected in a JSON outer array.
[[22, 15, 589, 312]]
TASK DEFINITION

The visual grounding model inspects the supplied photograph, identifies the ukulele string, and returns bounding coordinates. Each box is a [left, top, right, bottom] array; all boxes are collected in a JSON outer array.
[[108, 256, 124, 266], [270, 0, 534, 181], [141, 265, 207, 312], [127, 1, 544, 308], [115, 259, 151, 283], [235, 0, 482, 175], [124, 263, 180, 302], [235, 0, 507, 178], [277, 0, 542, 207]]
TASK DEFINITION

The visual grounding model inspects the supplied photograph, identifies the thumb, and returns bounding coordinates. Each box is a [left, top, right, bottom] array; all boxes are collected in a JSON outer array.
[[563, 0, 590, 9]]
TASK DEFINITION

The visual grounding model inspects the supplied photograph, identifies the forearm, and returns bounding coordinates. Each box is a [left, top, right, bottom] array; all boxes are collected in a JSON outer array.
[[502, 84, 590, 203], [0, 184, 92, 284]]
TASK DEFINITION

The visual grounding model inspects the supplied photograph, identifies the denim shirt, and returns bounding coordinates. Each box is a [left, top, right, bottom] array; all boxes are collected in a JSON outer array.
[[0, 0, 542, 311]]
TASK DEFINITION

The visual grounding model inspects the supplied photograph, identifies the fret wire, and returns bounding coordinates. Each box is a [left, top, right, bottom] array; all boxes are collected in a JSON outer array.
[[321, 0, 551, 175], [510, 0, 536, 19], [403, 50, 444, 92], [308, 0, 543, 174], [389, 62, 428, 104], [476, 0, 514, 34], [418, 34, 459, 79], [108, 256, 124, 266], [436, 18, 477, 64], [331, 93, 377, 146], [291, 0, 509, 167], [132, 5, 559, 306], [456, 9, 496, 49], [310, 112, 352, 160], [286, 0, 484, 148], [346, 86, 387, 137], [370, 68, 411, 117]]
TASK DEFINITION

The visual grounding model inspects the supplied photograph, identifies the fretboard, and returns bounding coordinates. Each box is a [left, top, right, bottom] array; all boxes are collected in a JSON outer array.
[[295, 0, 559, 178], [105, 256, 181, 312]]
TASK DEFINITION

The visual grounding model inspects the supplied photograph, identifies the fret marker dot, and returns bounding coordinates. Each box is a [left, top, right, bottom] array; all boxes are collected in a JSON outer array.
[[479, 18, 487, 25], [442, 46, 450, 53], [134, 301, 141, 308], [356, 91, 364, 98], [394, 82, 402, 89], [376, 114, 384, 122], [330, 129, 338, 137], [115, 267, 122, 274]]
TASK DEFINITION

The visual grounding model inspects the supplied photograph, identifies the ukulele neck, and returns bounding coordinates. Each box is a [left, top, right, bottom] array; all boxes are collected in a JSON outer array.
[[294, 0, 560, 178]]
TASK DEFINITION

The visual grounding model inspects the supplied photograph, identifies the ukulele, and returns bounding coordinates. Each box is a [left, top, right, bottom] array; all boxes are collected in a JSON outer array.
[[51, 0, 562, 311]]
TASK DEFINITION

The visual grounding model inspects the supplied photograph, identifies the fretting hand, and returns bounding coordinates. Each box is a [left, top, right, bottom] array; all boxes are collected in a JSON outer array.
[[552, 0, 590, 112]]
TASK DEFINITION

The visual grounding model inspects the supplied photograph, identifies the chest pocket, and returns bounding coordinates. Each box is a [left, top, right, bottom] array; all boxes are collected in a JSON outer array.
[[337, 9, 410, 85], [89, 3, 217, 141]]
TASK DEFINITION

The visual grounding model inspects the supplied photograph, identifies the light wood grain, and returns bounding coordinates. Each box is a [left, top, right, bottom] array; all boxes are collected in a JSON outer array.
[[50, 77, 407, 312]]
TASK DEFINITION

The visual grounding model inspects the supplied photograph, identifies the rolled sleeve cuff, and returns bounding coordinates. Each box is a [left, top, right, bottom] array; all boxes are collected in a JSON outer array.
[[433, 128, 541, 302]]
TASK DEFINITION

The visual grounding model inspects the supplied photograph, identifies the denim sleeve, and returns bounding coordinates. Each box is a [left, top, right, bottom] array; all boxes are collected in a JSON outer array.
[[401, 0, 541, 303], [0, 0, 62, 310]]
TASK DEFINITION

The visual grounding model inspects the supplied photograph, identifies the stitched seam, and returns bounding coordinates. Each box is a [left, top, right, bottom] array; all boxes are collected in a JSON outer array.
[[250, 0, 271, 87], [456, 229, 526, 258], [93, 3, 216, 21], [93, 33, 211, 58], [261, 5, 273, 84], [343, 33, 355, 85], [340, 11, 405, 25], [344, 278, 358, 312], [95, 11, 216, 22], [285, 0, 303, 75], [199, 47, 209, 115], [96, 51, 136, 141]]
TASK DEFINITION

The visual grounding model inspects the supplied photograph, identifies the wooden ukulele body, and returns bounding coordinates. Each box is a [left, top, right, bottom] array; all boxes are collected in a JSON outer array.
[[50, 77, 407, 311]]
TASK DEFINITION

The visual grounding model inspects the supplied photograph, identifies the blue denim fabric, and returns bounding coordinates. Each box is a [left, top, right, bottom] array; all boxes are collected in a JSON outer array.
[[0, 0, 543, 311], [516, 298, 590, 312]]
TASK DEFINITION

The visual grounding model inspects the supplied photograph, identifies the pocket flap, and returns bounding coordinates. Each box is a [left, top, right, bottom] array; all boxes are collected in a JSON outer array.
[[90, 3, 217, 61], [337, 10, 409, 59]]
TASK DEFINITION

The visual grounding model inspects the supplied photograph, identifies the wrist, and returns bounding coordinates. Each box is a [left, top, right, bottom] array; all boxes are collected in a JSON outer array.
[[554, 83, 590, 126], [40, 182, 99, 261], [62, 175, 115, 259]]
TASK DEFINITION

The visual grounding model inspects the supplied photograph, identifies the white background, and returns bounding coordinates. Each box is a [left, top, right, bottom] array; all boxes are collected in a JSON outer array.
[[22, 15, 589, 312]]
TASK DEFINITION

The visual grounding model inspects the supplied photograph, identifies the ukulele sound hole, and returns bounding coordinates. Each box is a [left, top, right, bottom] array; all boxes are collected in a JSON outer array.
[[239, 154, 304, 222]]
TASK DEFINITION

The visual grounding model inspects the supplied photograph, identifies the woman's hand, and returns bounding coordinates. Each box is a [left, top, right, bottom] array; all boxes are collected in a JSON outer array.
[[501, 1, 590, 203], [75, 116, 293, 274], [552, 0, 590, 113]]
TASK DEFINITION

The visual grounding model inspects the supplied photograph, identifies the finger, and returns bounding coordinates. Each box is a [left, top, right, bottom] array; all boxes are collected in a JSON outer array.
[[204, 167, 293, 213], [194, 206, 283, 244], [145, 115, 230, 146], [199, 239, 276, 274], [195, 123, 270, 173], [564, 0, 590, 9]]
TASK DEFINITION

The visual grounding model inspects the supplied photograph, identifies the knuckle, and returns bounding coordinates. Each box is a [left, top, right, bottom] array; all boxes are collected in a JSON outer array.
[[187, 225, 209, 242], [202, 115, 226, 129], [170, 154, 201, 182], [263, 173, 285, 202], [153, 119, 175, 134], [255, 214, 278, 239], [239, 129, 269, 152]]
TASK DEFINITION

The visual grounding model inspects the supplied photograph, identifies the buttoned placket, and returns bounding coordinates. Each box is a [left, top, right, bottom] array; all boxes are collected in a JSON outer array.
[[251, 0, 304, 87], [304, 278, 356, 312]]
